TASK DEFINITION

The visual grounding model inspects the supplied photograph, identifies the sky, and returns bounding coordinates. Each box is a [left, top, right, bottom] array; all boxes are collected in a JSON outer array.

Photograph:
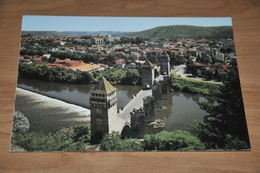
[[22, 16, 232, 32]]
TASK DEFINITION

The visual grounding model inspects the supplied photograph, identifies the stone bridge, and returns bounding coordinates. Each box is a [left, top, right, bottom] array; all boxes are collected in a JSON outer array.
[[111, 89, 152, 134]]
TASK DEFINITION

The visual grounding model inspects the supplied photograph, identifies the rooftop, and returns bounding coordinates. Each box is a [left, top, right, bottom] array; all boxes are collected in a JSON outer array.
[[91, 77, 117, 95]]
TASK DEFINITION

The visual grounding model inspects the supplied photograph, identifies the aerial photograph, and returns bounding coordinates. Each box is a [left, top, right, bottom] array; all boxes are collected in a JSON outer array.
[[10, 16, 250, 152]]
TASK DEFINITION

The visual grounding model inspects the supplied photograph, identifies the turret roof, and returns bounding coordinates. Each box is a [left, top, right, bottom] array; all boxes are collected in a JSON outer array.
[[91, 77, 117, 95], [160, 50, 169, 56], [143, 59, 153, 67]]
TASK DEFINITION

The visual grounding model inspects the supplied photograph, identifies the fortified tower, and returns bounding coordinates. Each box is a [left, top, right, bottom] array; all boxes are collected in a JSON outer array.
[[90, 77, 118, 143], [142, 59, 155, 90], [160, 51, 170, 77]]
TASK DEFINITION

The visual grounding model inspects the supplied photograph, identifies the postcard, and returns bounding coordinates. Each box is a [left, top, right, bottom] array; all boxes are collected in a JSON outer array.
[[10, 16, 250, 152]]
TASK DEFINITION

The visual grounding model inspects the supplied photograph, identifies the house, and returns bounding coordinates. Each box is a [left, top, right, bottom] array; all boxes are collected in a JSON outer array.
[[106, 35, 120, 43], [125, 63, 136, 68], [69, 64, 101, 74], [116, 52, 126, 59], [220, 65, 230, 73], [53, 40, 66, 46], [43, 54, 51, 58], [130, 52, 139, 59], [130, 47, 139, 53], [215, 53, 225, 61], [194, 62, 203, 69], [47, 47, 59, 52], [115, 58, 126, 68], [91, 38, 105, 45]]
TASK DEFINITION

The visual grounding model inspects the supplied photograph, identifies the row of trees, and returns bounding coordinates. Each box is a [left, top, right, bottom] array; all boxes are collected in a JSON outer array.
[[115, 36, 147, 45], [12, 126, 91, 152], [20, 48, 48, 56], [171, 73, 222, 96], [19, 64, 88, 84], [186, 59, 229, 82], [12, 127, 206, 152], [18, 64, 141, 85], [100, 130, 205, 151]]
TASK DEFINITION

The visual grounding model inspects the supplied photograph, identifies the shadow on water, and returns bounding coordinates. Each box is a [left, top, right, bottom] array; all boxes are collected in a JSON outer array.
[[156, 91, 216, 132], [16, 78, 217, 134]]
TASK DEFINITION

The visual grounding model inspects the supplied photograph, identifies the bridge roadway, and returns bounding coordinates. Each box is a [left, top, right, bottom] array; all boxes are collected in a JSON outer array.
[[109, 89, 152, 133]]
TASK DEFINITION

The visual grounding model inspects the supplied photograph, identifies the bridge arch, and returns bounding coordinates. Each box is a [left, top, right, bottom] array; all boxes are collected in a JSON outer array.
[[120, 123, 132, 139], [91, 131, 103, 144]]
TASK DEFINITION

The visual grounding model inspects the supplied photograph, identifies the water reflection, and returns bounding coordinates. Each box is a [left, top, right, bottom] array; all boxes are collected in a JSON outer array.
[[16, 78, 217, 133], [156, 91, 216, 132], [17, 78, 142, 108]]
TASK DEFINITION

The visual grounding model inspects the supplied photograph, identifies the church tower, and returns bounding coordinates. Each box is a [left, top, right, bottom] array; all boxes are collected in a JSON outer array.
[[90, 77, 118, 143], [142, 59, 154, 90], [160, 51, 170, 77]]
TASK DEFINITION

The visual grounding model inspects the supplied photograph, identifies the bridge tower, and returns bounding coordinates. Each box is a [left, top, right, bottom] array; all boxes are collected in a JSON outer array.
[[142, 59, 155, 90], [90, 77, 118, 143], [160, 50, 170, 77]]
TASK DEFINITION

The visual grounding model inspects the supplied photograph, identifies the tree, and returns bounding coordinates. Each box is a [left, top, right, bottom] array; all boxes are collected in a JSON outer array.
[[121, 68, 141, 85], [143, 130, 205, 151], [12, 126, 91, 152], [186, 59, 194, 73], [191, 67, 250, 150], [100, 131, 143, 151], [147, 54, 159, 64], [48, 56, 56, 63], [107, 52, 116, 64], [77, 72, 93, 84]]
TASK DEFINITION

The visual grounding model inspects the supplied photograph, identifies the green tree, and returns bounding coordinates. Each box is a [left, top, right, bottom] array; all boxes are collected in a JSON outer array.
[[12, 126, 91, 152], [190, 68, 250, 150], [144, 130, 205, 151], [147, 54, 159, 65], [100, 131, 143, 151], [107, 52, 116, 64], [76, 72, 93, 84], [121, 68, 141, 85]]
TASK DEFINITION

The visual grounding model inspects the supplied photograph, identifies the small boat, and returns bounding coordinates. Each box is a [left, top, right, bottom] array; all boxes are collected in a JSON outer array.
[[149, 119, 165, 128]]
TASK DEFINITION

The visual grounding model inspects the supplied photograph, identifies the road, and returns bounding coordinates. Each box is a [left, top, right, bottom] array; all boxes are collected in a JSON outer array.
[[172, 64, 223, 84]]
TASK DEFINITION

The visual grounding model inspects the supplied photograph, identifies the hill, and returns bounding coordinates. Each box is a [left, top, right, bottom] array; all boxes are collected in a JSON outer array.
[[65, 31, 131, 36], [21, 31, 76, 37], [21, 31, 131, 37], [129, 25, 233, 39]]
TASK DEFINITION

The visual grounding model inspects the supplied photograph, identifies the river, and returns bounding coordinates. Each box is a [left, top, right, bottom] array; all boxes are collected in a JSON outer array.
[[15, 78, 216, 134]]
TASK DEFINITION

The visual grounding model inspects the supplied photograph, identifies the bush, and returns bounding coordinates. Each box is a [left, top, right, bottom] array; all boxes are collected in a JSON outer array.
[[100, 131, 144, 151], [11, 125, 91, 152], [144, 130, 205, 151]]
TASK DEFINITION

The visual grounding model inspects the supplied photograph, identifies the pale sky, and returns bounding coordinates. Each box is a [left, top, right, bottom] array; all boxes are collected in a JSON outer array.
[[22, 16, 232, 32]]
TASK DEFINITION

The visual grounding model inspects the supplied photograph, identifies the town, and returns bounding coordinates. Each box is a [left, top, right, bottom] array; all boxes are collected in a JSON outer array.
[[19, 33, 237, 84], [12, 29, 251, 152]]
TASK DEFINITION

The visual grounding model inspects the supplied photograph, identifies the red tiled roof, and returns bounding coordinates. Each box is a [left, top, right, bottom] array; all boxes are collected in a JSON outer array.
[[21, 59, 31, 62], [116, 59, 126, 63], [194, 62, 203, 66]]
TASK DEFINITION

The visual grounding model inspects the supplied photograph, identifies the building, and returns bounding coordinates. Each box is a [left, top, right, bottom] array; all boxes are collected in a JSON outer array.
[[106, 35, 120, 43], [160, 51, 170, 77], [90, 77, 118, 143], [215, 53, 225, 61], [115, 58, 126, 68], [91, 38, 105, 45], [142, 59, 155, 89], [69, 63, 101, 74], [53, 40, 66, 45]]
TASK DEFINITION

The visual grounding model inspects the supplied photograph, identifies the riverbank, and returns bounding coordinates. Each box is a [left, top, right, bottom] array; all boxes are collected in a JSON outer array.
[[15, 87, 91, 134]]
